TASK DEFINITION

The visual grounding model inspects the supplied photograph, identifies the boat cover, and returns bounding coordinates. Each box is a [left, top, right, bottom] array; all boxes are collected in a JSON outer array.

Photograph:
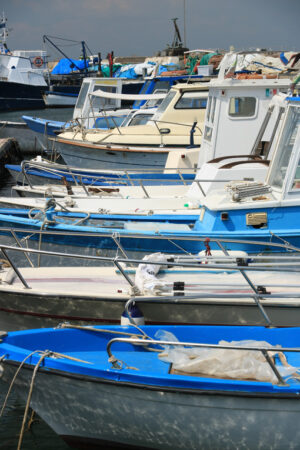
[[51, 58, 88, 75]]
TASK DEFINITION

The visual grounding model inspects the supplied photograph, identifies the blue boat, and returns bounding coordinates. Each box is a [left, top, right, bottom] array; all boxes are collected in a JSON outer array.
[[1, 324, 300, 449], [6, 161, 195, 187]]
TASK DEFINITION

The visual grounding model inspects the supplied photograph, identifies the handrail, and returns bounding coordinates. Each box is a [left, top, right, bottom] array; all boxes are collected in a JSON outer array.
[[106, 336, 300, 385], [1, 227, 300, 253], [17, 159, 251, 198]]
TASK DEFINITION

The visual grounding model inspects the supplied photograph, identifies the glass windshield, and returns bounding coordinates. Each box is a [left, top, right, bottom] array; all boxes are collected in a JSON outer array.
[[268, 105, 300, 189], [152, 90, 176, 120], [91, 86, 117, 110], [174, 91, 207, 109], [75, 81, 89, 110]]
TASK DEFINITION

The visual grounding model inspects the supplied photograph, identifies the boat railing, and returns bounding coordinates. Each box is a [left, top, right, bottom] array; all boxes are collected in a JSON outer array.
[[94, 119, 202, 144], [3, 226, 300, 255], [19, 160, 242, 197], [106, 336, 300, 385], [1, 237, 300, 327]]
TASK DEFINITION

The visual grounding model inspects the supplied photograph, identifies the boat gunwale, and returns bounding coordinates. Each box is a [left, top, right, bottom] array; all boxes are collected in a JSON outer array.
[[3, 358, 300, 399]]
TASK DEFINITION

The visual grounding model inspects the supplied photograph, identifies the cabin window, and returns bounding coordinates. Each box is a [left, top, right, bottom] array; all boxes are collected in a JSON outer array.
[[204, 126, 213, 142], [174, 91, 207, 109], [75, 82, 89, 109], [228, 97, 256, 117], [268, 105, 300, 189], [128, 113, 153, 126]]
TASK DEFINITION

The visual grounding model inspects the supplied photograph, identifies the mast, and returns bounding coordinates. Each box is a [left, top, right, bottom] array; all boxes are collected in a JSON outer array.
[[0, 11, 9, 50]]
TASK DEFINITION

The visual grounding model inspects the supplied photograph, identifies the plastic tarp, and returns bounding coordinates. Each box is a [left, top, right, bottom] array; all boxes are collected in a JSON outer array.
[[157, 62, 180, 75], [199, 52, 217, 65], [156, 330, 300, 384], [114, 62, 156, 79], [51, 58, 88, 75], [219, 51, 296, 77]]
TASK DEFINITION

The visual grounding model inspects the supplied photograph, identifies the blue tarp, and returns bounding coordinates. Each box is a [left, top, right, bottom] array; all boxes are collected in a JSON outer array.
[[51, 58, 88, 75]]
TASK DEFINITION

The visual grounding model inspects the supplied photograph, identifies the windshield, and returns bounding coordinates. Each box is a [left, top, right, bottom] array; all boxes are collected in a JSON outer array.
[[151, 90, 176, 121], [75, 81, 89, 110], [268, 105, 300, 189]]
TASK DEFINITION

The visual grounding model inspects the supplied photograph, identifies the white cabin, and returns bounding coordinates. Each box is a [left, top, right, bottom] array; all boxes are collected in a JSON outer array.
[[197, 78, 290, 167]]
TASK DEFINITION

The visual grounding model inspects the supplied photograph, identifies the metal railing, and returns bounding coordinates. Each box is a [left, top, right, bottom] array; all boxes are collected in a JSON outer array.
[[107, 336, 300, 385], [1, 235, 300, 327], [17, 159, 250, 199]]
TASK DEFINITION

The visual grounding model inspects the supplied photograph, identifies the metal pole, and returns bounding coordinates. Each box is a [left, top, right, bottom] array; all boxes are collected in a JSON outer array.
[[0, 248, 30, 289], [183, 0, 186, 48]]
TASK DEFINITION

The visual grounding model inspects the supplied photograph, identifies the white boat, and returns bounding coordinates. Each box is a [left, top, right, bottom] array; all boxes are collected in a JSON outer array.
[[0, 243, 299, 330], [0, 13, 47, 111]]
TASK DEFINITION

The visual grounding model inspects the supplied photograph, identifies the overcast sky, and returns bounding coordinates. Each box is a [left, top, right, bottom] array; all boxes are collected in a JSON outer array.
[[2, 0, 300, 60]]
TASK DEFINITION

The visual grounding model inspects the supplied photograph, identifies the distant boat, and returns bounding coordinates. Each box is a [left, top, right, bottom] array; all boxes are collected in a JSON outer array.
[[0, 13, 47, 111], [1, 324, 300, 449]]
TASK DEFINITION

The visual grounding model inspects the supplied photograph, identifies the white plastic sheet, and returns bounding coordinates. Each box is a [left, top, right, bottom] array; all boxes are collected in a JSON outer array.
[[156, 330, 299, 384]]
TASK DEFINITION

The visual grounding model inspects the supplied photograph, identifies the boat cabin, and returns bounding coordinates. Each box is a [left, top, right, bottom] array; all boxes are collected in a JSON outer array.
[[198, 78, 290, 167]]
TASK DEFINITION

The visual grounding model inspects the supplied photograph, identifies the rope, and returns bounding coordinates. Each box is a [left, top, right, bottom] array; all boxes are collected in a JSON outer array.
[[0, 349, 93, 450], [56, 322, 147, 339]]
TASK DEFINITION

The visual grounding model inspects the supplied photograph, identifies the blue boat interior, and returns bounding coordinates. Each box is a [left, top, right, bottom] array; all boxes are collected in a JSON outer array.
[[1, 325, 300, 394], [5, 164, 195, 185]]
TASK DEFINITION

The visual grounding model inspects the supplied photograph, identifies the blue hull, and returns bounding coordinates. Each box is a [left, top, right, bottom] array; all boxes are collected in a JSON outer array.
[[0, 206, 299, 254], [22, 115, 65, 136], [6, 164, 195, 186], [1, 325, 300, 449]]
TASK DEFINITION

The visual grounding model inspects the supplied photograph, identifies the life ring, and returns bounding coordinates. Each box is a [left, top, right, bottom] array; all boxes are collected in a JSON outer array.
[[33, 56, 44, 68]]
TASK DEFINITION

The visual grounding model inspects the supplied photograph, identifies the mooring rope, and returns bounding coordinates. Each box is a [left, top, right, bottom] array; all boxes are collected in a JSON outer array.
[[0, 349, 92, 450]]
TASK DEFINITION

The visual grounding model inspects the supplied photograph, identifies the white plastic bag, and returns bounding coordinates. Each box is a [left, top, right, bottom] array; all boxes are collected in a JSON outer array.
[[156, 331, 299, 384], [135, 253, 170, 294]]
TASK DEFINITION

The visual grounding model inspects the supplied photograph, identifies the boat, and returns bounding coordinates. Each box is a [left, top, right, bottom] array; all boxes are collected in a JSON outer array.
[[4, 76, 288, 198], [1, 324, 300, 449], [1, 93, 297, 253], [0, 13, 47, 111], [0, 239, 299, 330], [22, 74, 205, 141], [6, 155, 196, 191], [51, 81, 209, 169], [22, 72, 205, 153]]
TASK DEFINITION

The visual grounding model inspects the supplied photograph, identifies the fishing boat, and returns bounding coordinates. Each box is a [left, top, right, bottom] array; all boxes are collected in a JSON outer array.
[[1, 324, 300, 449], [0, 14, 47, 111], [0, 240, 299, 330]]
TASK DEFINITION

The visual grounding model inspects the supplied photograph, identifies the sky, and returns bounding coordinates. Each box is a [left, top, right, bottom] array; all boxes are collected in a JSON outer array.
[[1, 0, 300, 60]]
